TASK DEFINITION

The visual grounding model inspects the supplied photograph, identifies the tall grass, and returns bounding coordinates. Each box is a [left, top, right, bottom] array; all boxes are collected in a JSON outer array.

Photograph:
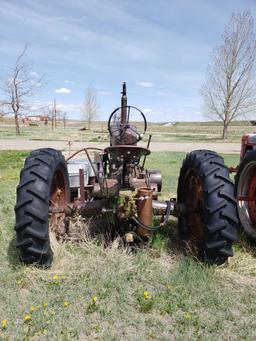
[[0, 150, 256, 340]]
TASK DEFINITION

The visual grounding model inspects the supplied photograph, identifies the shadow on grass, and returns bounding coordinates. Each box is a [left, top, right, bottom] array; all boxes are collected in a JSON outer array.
[[235, 229, 256, 257], [149, 218, 185, 258], [7, 234, 20, 267]]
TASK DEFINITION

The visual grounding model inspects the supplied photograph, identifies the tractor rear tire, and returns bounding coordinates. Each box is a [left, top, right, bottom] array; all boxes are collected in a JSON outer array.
[[15, 148, 69, 266], [177, 150, 237, 265], [235, 150, 256, 241]]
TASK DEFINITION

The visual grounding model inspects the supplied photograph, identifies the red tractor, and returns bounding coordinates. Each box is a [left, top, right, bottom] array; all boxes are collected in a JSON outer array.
[[233, 133, 256, 241], [15, 83, 237, 266]]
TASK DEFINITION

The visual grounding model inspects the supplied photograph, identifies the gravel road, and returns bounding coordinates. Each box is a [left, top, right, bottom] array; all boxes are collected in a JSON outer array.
[[0, 139, 241, 153]]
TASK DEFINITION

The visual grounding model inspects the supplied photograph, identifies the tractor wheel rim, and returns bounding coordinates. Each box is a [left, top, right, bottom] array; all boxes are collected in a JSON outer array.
[[184, 169, 205, 250], [237, 161, 256, 233], [49, 167, 68, 248]]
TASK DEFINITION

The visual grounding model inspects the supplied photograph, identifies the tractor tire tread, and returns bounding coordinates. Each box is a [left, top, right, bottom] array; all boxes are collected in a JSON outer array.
[[15, 148, 69, 266], [178, 149, 237, 265]]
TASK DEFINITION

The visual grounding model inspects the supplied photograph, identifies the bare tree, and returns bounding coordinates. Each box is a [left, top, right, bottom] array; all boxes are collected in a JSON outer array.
[[62, 112, 68, 129], [201, 11, 256, 139], [1, 45, 42, 135], [82, 87, 99, 130]]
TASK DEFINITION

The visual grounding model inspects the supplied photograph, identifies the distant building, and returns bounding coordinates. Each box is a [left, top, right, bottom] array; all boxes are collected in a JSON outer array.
[[163, 122, 174, 127], [21, 114, 49, 125]]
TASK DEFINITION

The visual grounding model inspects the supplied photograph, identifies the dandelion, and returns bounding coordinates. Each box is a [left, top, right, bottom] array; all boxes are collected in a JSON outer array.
[[63, 301, 70, 307], [53, 275, 59, 284], [1, 319, 7, 330], [143, 291, 151, 299], [24, 315, 31, 323], [30, 306, 35, 313], [43, 302, 48, 308], [61, 275, 66, 280], [92, 295, 97, 304], [36, 305, 40, 311]]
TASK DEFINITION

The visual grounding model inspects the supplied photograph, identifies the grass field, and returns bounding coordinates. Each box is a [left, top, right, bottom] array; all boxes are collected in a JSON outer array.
[[0, 118, 255, 143], [1, 150, 256, 340]]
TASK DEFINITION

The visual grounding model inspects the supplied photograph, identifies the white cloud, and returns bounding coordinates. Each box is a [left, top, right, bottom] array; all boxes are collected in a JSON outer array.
[[64, 79, 73, 84], [98, 91, 112, 96], [57, 103, 82, 112], [54, 87, 71, 94], [136, 81, 154, 88], [143, 108, 152, 113]]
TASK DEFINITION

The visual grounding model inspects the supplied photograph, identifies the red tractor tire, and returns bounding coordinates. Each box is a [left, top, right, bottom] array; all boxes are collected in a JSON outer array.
[[15, 148, 69, 266], [178, 150, 237, 265]]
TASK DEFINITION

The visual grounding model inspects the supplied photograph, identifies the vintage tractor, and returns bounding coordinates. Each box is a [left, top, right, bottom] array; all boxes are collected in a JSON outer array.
[[233, 133, 256, 241], [15, 83, 237, 266]]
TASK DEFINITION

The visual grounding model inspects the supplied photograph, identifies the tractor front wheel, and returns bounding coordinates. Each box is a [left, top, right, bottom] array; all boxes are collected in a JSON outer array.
[[15, 148, 70, 266], [178, 150, 237, 265]]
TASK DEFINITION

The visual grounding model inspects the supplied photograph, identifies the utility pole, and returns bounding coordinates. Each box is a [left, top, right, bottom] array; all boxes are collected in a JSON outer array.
[[51, 102, 54, 131], [54, 98, 57, 128]]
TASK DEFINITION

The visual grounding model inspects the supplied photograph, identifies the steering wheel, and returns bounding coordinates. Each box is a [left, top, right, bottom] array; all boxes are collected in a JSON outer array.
[[108, 106, 147, 144]]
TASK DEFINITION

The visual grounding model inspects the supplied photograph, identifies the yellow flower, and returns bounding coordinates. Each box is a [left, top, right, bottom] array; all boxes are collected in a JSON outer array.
[[61, 275, 66, 280], [92, 295, 97, 303], [43, 302, 48, 308], [143, 291, 151, 299], [30, 306, 35, 313], [184, 312, 192, 320], [63, 301, 70, 307], [1, 319, 7, 330], [53, 275, 59, 284], [36, 304, 40, 311], [24, 315, 31, 323]]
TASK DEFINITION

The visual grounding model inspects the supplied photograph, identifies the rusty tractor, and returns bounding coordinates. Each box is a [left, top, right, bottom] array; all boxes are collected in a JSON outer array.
[[231, 133, 256, 241], [15, 83, 237, 266]]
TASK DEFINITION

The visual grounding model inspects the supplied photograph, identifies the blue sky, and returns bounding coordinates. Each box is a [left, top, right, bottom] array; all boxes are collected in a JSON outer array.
[[0, 0, 256, 122]]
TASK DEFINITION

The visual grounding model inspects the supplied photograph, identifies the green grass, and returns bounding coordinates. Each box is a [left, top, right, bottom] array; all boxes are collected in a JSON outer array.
[[1, 150, 256, 340]]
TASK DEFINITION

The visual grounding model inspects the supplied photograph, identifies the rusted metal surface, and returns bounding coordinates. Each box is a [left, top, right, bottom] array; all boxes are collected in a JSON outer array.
[[247, 174, 256, 224], [137, 187, 153, 237], [237, 196, 256, 201], [104, 145, 150, 159], [142, 134, 152, 168], [71, 199, 109, 217], [62, 83, 165, 239], [79, 168, 85, 202], [66, 147, 103, 162], [229, 166, 238, 173], [184, 170, 205, 245], [49, 168, 68, 238]]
